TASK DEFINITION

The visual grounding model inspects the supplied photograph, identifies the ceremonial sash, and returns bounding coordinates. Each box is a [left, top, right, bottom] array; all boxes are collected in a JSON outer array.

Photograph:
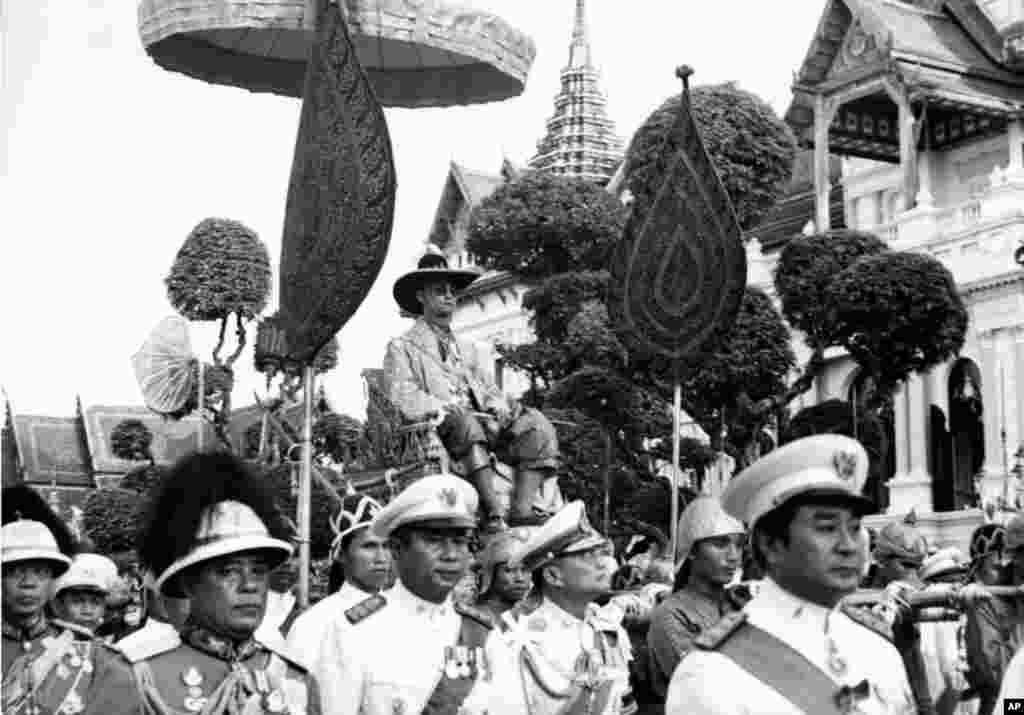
[[715, 623, 848, 715], [421, 614, 491, 715], [2, 630, 77, 715]]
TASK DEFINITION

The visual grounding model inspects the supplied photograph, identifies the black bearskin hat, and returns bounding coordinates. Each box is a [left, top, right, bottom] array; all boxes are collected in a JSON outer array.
[[136, 451, 291, 583], [2, 485, 77, 555]]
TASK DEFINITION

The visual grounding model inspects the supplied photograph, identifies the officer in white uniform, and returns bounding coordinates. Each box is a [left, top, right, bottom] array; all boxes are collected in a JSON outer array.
[[501, 500, 636, 715], [285, 494, 389, 670], [666, 434, 916, 714], [319, 474, 510, 715]]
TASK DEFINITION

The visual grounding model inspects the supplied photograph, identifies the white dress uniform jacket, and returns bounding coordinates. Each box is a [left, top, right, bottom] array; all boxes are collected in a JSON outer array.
[[994, 645, 1023, 713], [317, 580, 510, 715], [285, 581, 373, 670], [666, 578, 916, 714], [501, 597, 634, 715]]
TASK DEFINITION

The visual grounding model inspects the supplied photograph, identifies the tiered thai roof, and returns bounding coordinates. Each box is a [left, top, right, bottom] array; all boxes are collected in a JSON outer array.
[[786, 0, 1024, 163], [528, 0, 624, 184]]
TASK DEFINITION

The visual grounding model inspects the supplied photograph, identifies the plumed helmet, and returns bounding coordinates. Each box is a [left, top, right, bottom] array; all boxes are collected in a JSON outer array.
[[2, 485, 76, 556], [137, 451, 293, 597]]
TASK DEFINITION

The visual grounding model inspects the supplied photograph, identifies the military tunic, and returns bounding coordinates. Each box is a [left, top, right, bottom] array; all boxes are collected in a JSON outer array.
[[665, 578, 915, 714], [500, 597, 636, 715], [2, 616, 137, 715], [319, 580, 509, 715], [91, 622, 320, 715], [285, 581, 373, 670], [645, 586, 747, 706]]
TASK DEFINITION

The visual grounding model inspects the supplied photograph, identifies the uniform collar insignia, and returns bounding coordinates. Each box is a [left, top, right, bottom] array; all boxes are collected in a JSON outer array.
[[1, 614, 50, 642], [181, 622, 260, 663], [833, 451, 858, 481]]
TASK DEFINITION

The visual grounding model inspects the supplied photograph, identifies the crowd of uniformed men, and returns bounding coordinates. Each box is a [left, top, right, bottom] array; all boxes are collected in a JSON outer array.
[[3, 433, 1023, 715]]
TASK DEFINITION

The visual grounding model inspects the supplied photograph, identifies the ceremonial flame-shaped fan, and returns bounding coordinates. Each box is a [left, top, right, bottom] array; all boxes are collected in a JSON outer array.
[[609, 67, 747, 562], [131, 316, 199, 415]]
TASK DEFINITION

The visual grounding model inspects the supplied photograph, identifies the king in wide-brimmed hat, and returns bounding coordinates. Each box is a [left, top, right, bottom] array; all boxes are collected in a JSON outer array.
[[383, 248, 564, 532], [99, 451, 318, 715]]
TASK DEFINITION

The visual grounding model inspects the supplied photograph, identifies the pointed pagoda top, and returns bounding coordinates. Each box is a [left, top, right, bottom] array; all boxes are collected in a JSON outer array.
[[568, 0, 591, 68], [528, 0, 623, 184]]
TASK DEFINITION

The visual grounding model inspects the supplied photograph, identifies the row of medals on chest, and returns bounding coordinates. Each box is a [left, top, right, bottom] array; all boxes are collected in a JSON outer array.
[[180, 666, 287, 713]]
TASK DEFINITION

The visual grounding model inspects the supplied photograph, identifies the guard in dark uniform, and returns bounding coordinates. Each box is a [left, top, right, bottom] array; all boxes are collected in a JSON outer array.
[[86, 451, 321, 715], [2, 516, 136, 715]]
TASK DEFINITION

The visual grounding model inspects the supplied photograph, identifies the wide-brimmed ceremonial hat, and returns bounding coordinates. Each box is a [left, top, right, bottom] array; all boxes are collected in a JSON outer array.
[[1, 520, 72, 575], [723, 434, 873, 530], [874, 513, 928, 566], [392, 251, 480, 316], [508, 501, 609, 572]]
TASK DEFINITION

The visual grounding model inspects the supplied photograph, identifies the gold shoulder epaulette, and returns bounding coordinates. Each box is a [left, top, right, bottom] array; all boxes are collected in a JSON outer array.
[[454, 602, 495, 630], [693, 611, 747, 651], [840, 602, 893, 643], [345, 594, 386, 625]]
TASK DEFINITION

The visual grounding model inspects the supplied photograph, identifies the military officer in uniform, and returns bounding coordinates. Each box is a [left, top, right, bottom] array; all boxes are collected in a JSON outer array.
[[644, 497, 747, 712], [88, 452, 321, 715], [2, 518, 136, 715], [317, 472, 510, 715], [501, 500, 637, 715], [666, 434, 916, 714], [286, 494, 389, 671], [51, 554, 119, 633]]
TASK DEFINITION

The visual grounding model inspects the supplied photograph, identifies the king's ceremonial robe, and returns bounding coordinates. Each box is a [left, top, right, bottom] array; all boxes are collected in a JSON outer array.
[[666, 578, 915, 714], [2, 616, 136, 715], [90, 622, 320, 715], [382, 318, 505, 422]]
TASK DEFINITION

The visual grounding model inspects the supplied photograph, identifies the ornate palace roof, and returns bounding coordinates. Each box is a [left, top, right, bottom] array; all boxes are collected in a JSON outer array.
[[527, 0, 624, 184], [786, 0, 1024, 162]]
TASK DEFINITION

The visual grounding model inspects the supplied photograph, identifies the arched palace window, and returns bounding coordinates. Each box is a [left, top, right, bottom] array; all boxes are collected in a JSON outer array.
[[929, 359, 985, 511]]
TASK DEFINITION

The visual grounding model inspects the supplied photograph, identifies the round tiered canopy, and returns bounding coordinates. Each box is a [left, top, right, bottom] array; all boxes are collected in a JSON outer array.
[[138, 0, 536, 106]]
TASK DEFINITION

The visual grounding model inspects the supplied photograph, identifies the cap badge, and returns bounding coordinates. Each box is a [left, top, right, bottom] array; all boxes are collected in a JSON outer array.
[[833, 451, 858, 482], [439, 488, 458, 508]]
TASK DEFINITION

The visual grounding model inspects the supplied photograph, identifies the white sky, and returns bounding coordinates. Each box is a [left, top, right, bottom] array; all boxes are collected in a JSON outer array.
[[1, 0, 825, 419]]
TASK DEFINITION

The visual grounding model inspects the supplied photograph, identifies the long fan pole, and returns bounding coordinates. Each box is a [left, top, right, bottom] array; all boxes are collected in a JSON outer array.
[[297, 365, 315, 609], [670, 380, 682, 562], [197, 361, 205, 452]]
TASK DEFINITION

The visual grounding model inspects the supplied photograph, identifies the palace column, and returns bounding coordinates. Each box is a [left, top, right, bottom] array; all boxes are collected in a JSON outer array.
[[889, 374, 933, 513], [976, 330, 1008, 505], [814, 94, 839, 231]]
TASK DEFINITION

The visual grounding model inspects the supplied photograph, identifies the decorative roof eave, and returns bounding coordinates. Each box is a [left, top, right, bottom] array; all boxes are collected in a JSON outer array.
[[959, 268, 1024, 297], [458, 270, 527, 300]]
